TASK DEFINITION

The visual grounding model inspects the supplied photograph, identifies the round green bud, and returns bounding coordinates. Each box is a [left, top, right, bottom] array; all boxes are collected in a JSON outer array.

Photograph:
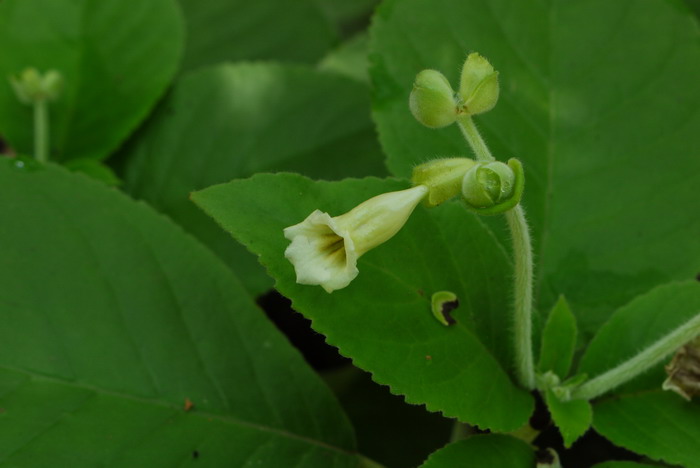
[[458, 52, 499, 116], [409, 69, 457, 128], [461, 158, 525, 215]]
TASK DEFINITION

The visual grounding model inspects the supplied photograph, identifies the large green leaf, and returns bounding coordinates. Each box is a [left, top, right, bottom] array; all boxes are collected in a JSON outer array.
[[122, 63, 387, 296], [594, 391, 700, 468], [177, 0, 337, 72], [418, 434, 534, 468], [192, 173, 533, 432], [578, 281, 700, 393], [0, 0, 183, 162], [370, 0, 700, 335], [0, 160, 357, 466]]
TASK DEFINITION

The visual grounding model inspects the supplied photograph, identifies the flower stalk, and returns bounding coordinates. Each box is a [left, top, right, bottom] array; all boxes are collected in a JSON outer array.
[[570, 313, 700, 401], [505, 205, 536, 389], [456, 115, 494, 162]]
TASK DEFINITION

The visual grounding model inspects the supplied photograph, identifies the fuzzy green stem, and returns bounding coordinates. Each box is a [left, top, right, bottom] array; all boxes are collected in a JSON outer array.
[[34, 99, 49, 162], [505, 206, 536, 389], [457, 114, 535, 389], [571, 313, 700, 401], [456, 115, 495, 162]]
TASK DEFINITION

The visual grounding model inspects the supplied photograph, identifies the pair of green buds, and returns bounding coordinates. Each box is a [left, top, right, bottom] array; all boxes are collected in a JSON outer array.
[[409, 52, 499, 128], [410, 53, 523, 214]]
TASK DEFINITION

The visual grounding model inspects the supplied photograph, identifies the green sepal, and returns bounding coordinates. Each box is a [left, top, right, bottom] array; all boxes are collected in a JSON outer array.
[[462, 158, 524, 216], [412, 157, 476, 207]]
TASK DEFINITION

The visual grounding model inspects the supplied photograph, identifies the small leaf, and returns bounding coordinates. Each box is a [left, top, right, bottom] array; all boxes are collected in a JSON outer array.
[[545, 389, 592, 448], [594, 391, 700, 468], [193, 173, 534, 431], [418, 434, 534, 468], [538, 296, 577, 378], [0, 0, 183, 161]]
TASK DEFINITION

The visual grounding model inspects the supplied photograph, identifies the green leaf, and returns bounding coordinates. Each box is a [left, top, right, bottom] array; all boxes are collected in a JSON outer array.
[[591, 462, 659, 468], [192, 173, 533, 432], [545, 389, 592, 448], [538, 296, 577, 378], [370, 0, 700, 335], [177, 0, 338, 72], [315, 0, 379, 37], [64, 158, 121, 186], [122, 62, 387, 296], [594, 391, 700, 468], [0, 161, 357, 465], [325, 366, 453, 468], [418, 434, 534, 468], [578, 281, 700, 393], [319, 33, 371, 83], [0, 0, 183, 162]]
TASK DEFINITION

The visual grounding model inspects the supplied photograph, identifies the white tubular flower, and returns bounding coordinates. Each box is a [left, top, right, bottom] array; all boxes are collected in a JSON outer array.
[[284, 185, 429, 293]]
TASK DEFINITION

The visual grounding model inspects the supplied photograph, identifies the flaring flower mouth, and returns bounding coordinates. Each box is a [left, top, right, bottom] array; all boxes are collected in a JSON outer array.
[[284, 210, 359, 293], [283, 185, 428, 293]]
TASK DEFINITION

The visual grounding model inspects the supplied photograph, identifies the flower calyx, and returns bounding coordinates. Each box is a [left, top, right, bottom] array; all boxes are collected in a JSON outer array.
[[409, 69, 458, 128], [284, 185, 428, 293], [412, 157, 477, 207], [458, 52, 499, 116], [461, 158, 524, 215]]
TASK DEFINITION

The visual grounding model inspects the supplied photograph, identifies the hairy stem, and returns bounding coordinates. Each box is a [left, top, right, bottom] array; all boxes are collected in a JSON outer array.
[[457, 114, 535, 389], [505, 206, 536, 389], [456, 115, 495, 162], [571, 313, 700, 401], [34, 99, 49, 163]]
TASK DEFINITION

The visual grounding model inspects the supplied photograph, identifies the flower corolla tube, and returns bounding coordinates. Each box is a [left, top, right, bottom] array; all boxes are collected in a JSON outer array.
[[283, 185, 428, 293]]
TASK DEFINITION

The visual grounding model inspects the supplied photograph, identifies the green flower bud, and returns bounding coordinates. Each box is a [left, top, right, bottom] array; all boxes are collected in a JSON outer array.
[[9, 68, 63, 104], [458, 53, 499, 116], [461, 158, 525, 215], [411, 157, 477, 207], [409, 69, 457, 128]]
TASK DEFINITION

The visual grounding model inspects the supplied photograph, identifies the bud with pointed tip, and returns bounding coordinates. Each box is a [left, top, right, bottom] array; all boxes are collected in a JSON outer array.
[[284, 185, 428, 293], [461, 158, 524, 215], [9, 68, 63, 104], [412, 157, 477, 207], [458, 52, 499, 116], [409, 69, 457, 128]]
